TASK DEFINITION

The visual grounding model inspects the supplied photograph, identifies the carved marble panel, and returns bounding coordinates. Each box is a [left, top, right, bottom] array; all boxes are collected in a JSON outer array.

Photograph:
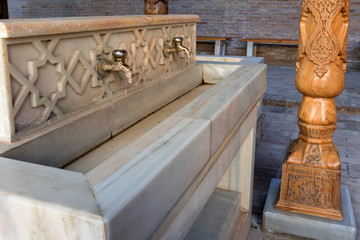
[[0, 18, 196, 141]]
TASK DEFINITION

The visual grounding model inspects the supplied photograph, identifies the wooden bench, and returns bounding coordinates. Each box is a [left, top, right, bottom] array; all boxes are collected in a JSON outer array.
[[197, 36, 231, 56], [242, 38, 298, 57]]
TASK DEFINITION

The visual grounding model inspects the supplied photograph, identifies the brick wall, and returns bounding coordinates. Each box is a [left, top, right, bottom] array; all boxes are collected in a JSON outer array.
[[8, 0, 143, 18], [7, 0, 360, 67]]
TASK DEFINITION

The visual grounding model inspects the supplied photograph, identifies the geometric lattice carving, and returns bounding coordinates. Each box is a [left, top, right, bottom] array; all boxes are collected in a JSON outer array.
[[7, 24, 196, 135]]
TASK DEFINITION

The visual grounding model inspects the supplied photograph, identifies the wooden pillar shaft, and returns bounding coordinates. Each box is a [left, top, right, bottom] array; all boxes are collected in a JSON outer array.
[[275, 0, 350, 221]]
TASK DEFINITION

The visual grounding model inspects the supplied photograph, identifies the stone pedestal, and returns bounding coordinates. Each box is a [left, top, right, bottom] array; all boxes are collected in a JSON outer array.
[[264, 179, 357, 240]]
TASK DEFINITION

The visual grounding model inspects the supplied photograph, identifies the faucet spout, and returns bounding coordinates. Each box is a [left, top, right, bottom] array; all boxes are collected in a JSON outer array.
[[97, 49, 133, 84], [164, 37, 191, 59], [177, 45, 190, 59]]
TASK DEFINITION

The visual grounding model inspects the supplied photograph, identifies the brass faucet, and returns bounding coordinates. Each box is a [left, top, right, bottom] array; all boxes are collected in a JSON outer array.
[[164, 37, 190, 59], [97, 49, 133, 84]]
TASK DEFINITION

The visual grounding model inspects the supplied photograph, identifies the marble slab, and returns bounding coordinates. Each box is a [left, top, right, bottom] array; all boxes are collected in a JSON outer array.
[[0, 60, 265, 239], [0, 14, 198, 152], [175, 64, 267, 156], [0, 65, 202, 167], [0, 13, 269, 240], [110, 64, 202, 136], [0, 157, 104, 239], [0, 15, 200, 38], [88, 116, 211, 239], [196, 55, 264, 64], [65, 84, 212, 173], [0, 105, 112, 167], [185, 189, 241, 240], [159, 104, 258, 239], [202, 64, 242, 84]]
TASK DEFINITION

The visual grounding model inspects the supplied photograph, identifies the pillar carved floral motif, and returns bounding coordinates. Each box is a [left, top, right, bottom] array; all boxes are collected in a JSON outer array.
[[144, 0, 169, 15], [275, 0, 350, 220]]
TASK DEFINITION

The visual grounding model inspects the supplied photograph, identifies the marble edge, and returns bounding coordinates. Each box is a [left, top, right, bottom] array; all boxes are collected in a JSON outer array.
[[0, 14, 200, 38], [196, 55, 265, 64], [0, 156, 103, 218], [174, 63, 266, 119]]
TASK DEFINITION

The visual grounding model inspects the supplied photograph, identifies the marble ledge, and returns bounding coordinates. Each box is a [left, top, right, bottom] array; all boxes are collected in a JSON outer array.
[[0, 14, 200, 38]]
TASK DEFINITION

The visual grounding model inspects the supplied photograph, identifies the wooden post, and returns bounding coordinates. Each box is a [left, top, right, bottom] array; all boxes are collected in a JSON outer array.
[[275, 0, 350, 220], [144, 0, 168, 15]]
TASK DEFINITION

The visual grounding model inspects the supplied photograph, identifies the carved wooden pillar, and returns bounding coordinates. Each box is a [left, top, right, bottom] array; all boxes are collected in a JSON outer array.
[[144, 0, 168, 15], [275, 0, 350, 220]]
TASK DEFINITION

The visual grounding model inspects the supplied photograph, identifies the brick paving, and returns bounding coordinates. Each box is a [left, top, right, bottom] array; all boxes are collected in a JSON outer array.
[[248, 65, 360, 239]]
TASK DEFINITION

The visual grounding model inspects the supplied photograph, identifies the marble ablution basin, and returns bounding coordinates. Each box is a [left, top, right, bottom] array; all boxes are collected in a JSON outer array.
[[0, 16, 266, 239]]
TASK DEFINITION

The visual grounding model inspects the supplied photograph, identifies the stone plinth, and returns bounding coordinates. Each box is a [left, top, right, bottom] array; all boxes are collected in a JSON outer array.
[[264, 179, 356, 240]]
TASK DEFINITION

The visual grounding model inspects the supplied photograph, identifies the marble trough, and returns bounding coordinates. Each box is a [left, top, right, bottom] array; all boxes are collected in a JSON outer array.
[[0, 15, 266, 239]]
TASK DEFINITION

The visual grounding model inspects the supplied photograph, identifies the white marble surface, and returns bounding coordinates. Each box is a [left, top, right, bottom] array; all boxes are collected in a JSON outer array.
[[0, 61, 266, 239], [89, 116, 211, 239], [196, 55, 244, 63], [0, 15, 200, 38], [202, 64, 242, 84], [175, 64, 267, 156], [196, 54, 265, 64], [160, 105, 258, 239], [0, 15, 198, 169], [0, 105, 112, 167], [0, 157, 104, 239], [65, 84, 212, 174], [185, 189, 241, 240], [110, 65, 202, 136], [78, 63, 264, 239], [0, 65, 202, 167]]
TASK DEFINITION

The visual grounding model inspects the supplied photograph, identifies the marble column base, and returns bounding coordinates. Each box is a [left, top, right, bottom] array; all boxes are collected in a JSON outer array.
[[263, 178, 357, 240]]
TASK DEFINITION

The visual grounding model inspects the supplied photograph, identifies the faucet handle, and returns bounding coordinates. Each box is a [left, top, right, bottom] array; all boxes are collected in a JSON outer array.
[[97, 49, 132, 81], [173, 36, 184, 44], [112, 49, 127, 64]]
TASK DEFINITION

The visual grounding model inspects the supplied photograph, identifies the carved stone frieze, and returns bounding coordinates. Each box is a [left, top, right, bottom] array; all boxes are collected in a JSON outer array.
[[6, 24, 196, 137]]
